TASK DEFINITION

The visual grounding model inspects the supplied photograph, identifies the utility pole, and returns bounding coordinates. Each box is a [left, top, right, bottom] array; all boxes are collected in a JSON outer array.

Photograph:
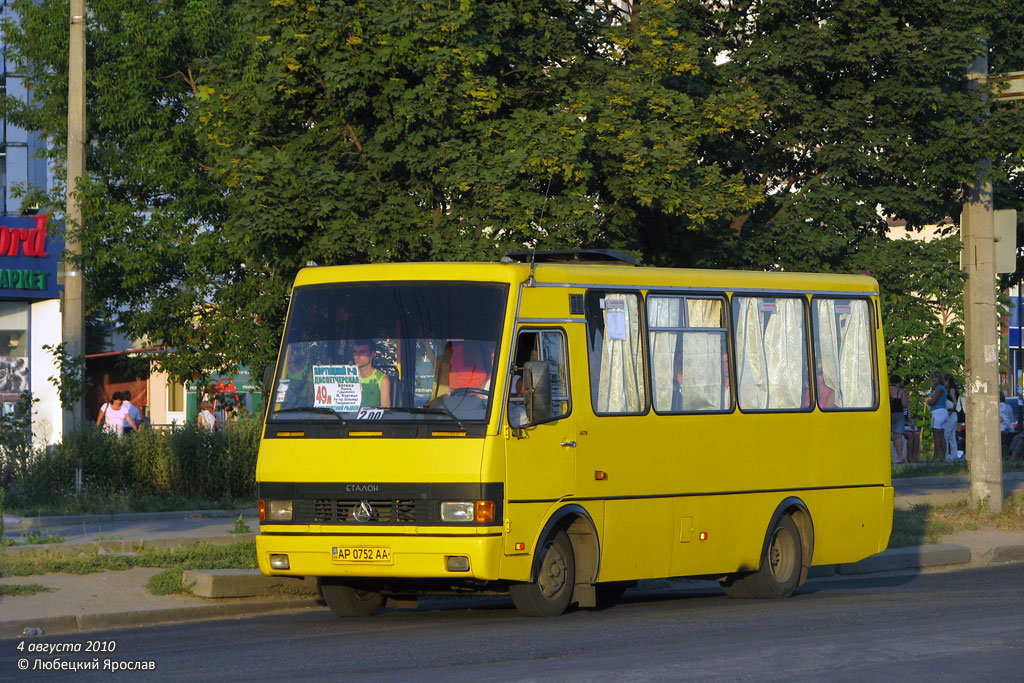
[[64, 0, 86, 437], [962, 47, 1002, 514]]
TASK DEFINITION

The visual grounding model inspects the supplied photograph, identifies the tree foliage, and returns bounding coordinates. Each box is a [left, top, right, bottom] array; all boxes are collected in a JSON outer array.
[[1, 0, 241, 379], [2, 0, 1023, 382]]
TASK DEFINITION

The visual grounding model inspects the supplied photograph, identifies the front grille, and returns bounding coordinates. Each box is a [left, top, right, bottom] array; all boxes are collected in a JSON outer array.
[[306, 499, 419, 524]]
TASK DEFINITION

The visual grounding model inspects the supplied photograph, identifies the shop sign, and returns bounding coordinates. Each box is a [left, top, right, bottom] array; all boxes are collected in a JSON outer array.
[[0, 215, 63, 300]]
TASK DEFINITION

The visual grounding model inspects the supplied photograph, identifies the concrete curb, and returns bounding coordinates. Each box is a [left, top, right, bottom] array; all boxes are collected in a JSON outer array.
[[0, 597, 321, 640], [984, 544, 1024, 564], [182, 569, 318, 598], [837, 543, 971, 575]]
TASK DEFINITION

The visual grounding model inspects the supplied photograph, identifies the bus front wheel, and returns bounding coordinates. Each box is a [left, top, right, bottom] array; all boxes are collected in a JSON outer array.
[[320, 580, 384, 617], [510, 528, 576, 617], [720, 514, 802, 599]]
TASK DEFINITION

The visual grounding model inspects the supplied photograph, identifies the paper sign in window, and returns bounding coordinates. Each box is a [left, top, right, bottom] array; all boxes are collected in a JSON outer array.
[[313, 365, 361, 411]]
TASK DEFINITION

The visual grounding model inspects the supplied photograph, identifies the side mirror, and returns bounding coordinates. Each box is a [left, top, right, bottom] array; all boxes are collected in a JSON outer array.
[[523, 360, 551, 425]]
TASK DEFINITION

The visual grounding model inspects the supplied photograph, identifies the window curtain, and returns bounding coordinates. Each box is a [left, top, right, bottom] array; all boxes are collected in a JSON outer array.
[[815, 299, 843, 407], [648, 296, 682, 412], [681, 332, 724, 410], [735, 297, 769, 409], [838, 301, 873, 407], [763, 298, 805, 409], [597, 294, 646, 412], [683, 297, 725, 410]]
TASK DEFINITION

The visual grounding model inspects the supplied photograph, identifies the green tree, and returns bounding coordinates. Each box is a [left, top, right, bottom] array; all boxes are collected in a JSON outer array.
[[853, 233, 964, 400], [1, 0, 241, 380], [703, 0, 1024, 273], [196, 0, 762, 369]]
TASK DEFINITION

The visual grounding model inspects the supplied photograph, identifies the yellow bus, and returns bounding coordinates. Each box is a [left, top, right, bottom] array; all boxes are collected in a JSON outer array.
[[256, 250, 893, 617]]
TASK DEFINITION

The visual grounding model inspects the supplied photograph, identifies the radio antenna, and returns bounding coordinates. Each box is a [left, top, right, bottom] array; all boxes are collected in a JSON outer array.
[[526, 173, 555, 288]]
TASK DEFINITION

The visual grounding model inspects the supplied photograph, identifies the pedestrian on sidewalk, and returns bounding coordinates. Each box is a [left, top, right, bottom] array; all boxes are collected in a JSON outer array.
[[197, 400, 216, 432], [926, 371, 948, 462], [943, 374, 961, 462], [904, 403, 921, 463], [890, 374, 909, 463], [122, 389, 142, 434], [96, 391, 137, 436]]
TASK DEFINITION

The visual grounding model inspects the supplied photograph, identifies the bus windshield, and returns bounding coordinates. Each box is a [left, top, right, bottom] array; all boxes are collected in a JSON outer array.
[[269, 282, 508, 425]]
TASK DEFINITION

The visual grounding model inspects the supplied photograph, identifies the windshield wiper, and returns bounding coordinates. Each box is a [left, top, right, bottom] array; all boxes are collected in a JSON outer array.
[[405, 405, 466, 430], [272, 407, 348, 425]]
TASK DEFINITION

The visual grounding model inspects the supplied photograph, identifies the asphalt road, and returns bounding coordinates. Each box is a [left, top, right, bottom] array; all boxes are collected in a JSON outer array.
[[2, 565, 1022, 681]]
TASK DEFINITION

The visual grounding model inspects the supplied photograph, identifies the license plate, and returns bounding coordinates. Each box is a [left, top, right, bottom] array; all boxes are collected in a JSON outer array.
[[331, 546, 393, 564]]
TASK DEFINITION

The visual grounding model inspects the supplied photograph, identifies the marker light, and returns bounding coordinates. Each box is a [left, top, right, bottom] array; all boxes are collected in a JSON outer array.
[[475, 500, 495, 524]]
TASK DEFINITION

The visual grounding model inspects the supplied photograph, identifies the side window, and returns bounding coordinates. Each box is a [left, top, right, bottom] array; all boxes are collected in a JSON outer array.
[[507, 329, 570, 427], [648, 295, 731, 412], [732, 296, 810, 411], [812, 298, 875, 410], [585, 291, 647, 415]]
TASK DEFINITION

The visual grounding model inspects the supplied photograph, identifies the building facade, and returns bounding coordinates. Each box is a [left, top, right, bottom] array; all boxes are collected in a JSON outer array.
[[2, 3, 63, 446]]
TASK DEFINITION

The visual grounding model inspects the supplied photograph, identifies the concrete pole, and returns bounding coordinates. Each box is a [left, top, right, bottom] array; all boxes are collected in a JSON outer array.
[[963, 48, 1003, 514], [64, 0, 86, 435]]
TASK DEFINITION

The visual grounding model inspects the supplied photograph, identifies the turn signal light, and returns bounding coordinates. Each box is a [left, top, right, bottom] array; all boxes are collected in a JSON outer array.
[[475, 500, 495, 524], [258, 499, 266, 522]]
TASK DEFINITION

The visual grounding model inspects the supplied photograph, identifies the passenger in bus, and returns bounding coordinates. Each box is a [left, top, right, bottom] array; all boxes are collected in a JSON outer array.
[[352, 340, 391, 408], [280, 342, 315, 408], [816, 368, 836, 409], [449, 340, 494, 392]]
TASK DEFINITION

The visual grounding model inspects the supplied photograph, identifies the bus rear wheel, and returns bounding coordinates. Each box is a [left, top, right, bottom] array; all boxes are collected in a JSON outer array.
[[510, 528, 575, 617], [720, 514, 802, 599], [320, 580, 384, 617]]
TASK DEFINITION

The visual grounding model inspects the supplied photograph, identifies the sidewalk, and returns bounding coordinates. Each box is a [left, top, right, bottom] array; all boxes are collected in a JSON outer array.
[[2, 474, 1024, 638]]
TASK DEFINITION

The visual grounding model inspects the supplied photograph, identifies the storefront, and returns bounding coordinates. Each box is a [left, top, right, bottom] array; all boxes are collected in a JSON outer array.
[[0, 214, 63, 446]]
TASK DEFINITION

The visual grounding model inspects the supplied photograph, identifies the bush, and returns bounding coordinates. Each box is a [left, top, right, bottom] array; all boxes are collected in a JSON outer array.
[[3, 418, 260, 512]]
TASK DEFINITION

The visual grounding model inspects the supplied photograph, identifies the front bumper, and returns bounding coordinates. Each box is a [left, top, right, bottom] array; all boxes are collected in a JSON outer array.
[[256, 529, 503, 580]]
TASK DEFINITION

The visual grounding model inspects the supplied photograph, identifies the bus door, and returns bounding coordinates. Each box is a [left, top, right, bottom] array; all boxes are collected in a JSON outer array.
[[504, 327, 576, 508]]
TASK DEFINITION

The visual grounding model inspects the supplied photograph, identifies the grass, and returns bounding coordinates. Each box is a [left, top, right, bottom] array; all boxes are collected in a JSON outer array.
[[22, 531, 65, 545], [6, 494, 254, 517], [230, 514, 253, 534], [889, 493, 1024, 548], [0, 583, 54, 596], [147, 568, 185, 595], [0, 540, 257, 579], [0, 531, 65, 548]]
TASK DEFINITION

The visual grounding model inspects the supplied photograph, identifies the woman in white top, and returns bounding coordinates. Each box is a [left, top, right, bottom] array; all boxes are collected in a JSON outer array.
[[96, 391, 136, 435]]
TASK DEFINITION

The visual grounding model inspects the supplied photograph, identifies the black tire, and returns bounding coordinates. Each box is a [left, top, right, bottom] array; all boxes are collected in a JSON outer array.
[[320, 580, 384, 617], [719, 515, 802, 599], [510, 528, 576, 617]]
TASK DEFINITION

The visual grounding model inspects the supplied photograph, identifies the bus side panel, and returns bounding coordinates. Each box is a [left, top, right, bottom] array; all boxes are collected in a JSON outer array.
[[804, 485, 894, 564], [666, 494, 771, 578], [598, 498, 673, 581]]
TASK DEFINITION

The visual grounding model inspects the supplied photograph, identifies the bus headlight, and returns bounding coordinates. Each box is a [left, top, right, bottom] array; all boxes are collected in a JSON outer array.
[[267, 500, 293, 522], [440, 500, 494, 523], [440, 501, 475, 522]]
